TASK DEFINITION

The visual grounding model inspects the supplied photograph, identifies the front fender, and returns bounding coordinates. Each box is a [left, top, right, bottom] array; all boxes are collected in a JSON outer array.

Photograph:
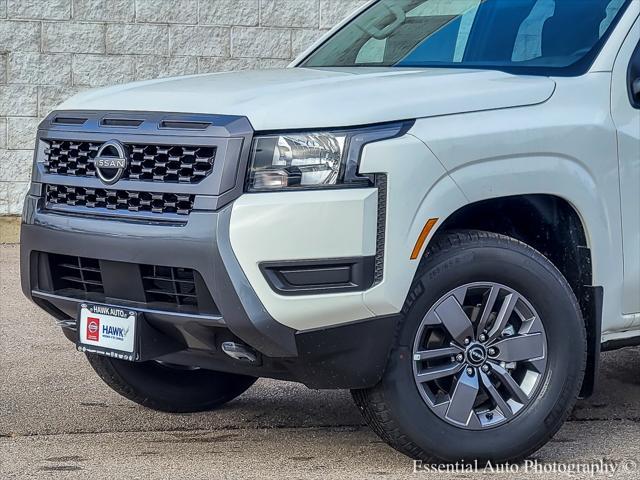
[[409, 84, 624, 334]]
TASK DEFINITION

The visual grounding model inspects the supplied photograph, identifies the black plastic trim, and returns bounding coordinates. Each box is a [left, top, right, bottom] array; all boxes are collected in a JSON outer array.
[[260, 256, 375, 296], [579, 285, 603, 398], [373, 174, 387, 284], [160, 120, 212, 130], [601, 334, 640, 352], [52, 116, 87, 126], [290, 314, 399, 389], [100, 118, 144, 128]]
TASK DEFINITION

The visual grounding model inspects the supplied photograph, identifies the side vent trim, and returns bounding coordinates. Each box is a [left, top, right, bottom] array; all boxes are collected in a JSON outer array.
[[160, 120, 212, 130], [52, 116, 87, 126], [100, 118, 144, 128]]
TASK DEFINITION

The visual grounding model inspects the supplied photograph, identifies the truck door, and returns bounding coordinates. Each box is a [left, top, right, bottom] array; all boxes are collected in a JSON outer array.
[[611, 16, 640, 315]]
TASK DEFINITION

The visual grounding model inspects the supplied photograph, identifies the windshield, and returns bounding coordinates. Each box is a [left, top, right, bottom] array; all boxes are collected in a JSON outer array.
[[300, 0, 631, 75]]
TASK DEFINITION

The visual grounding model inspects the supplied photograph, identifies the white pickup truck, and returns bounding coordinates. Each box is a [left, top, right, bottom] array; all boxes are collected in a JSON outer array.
[[20, 0, 640, 464]]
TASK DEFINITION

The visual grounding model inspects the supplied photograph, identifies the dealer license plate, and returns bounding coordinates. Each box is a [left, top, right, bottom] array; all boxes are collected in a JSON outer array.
[[77, 303, 139, 361]]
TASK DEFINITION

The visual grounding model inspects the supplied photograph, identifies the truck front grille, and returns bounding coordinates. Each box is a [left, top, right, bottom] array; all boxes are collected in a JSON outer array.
[[46, 184, 194, 216], [43, 140, 216, 184]]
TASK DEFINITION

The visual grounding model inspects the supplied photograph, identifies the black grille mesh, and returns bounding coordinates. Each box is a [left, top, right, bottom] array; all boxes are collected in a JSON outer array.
[[46, 184, 194, 216], [43, 140, 216, 184], [50, 255, 104, 294], [141, 265, 198, 308]]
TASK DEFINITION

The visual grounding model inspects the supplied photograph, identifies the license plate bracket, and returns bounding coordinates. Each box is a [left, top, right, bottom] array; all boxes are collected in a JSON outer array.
[[77, 303, 140, 362]]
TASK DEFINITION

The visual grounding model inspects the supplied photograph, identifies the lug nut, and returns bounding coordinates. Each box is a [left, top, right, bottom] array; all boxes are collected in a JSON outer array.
[[488, 348, 497, 356], [456, 354, 464, 363], [479, 334, 487, 342], [464, 338, 471, 345], [466, 367, 475, 376], [482, 364, 490, 373]]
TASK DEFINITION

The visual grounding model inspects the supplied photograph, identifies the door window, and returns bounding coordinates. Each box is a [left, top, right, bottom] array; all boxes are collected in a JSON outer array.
[[628, 40, 640, 108]]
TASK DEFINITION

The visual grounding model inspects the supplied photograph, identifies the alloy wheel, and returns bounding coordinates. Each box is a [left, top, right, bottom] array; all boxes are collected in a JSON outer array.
[[412, 282, 548, 430]]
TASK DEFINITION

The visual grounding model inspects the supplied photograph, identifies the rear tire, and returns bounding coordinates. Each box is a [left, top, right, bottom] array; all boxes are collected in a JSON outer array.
[[86, 354, 257, 413], [352, 230, 586, 463]]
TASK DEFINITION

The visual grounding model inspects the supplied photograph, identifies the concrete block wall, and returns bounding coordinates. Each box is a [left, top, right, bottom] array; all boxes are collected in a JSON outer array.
[[0, 0, 368, 215]]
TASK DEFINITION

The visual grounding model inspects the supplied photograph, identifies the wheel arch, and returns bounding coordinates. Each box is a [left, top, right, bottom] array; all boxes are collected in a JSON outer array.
[[432, 194, 592, 296], [424, 194, 601, 398]]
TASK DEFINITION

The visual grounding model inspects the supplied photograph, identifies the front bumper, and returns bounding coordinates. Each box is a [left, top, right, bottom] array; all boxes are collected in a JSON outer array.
[[21, 193, 398, 388]]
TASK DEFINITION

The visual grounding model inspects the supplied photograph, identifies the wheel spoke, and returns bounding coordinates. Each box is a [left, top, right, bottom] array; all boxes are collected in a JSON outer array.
[[414, 346, 460, 361], [529, 357, 547, 374], [422, 309, 441, 326], [452, 285, 468, 304], [480, 371, 513, 419], [476, 286, 499, 335], [487, 293, 518, 340], [445, 370, 479, 425], [435, 296, 474, 345], [491, 333, 545, 363], [415, 362, 464, 383], [490, 363, 529, 404]]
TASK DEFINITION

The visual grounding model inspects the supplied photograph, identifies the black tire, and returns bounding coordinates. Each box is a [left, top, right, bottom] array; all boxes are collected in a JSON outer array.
[[86, 354, 257, 413], [352, 230, 586, 463]]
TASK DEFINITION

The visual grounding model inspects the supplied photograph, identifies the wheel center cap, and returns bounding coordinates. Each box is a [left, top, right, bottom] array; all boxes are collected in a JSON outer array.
[[466, 344, 487, 366]]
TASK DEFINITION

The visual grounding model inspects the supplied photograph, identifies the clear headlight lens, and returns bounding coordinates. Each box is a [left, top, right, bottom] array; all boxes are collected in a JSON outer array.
[[248, 132, 347, 190], [246, 123, 410, 192]]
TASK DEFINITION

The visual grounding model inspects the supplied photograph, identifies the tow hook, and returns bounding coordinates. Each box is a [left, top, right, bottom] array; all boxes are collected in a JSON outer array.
[[222, 342, 258, 363]]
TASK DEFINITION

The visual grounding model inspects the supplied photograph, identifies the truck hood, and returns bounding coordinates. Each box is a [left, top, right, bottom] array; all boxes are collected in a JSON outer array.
[[59, 67, 556, 131]]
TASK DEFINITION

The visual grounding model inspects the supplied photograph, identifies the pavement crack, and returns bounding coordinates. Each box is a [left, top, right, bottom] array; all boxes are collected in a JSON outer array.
[[3, 417, 639, 439], [0, 423, 367, 440], [568, 416, 640, 423]]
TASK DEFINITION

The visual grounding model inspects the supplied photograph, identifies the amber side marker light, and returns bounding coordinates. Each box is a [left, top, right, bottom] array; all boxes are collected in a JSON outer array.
[[411, 218, 439, 260]]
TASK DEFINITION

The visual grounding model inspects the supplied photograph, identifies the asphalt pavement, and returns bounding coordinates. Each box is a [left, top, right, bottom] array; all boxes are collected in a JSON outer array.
[[1, 244, 639, 479]]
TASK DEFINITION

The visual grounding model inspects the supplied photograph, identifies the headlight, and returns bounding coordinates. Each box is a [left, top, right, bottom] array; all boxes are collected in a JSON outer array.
[[246, 123, 410, 192], [249, 132, 346, 190]]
